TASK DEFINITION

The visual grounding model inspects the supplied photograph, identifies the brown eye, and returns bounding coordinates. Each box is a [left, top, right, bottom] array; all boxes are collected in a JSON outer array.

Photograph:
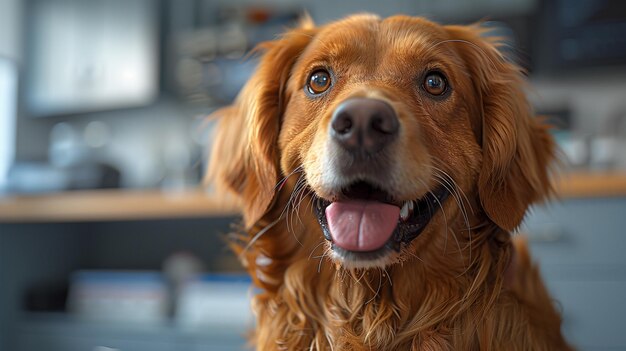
[[307, 69, 331, 95], [423, 71, 448, 96]]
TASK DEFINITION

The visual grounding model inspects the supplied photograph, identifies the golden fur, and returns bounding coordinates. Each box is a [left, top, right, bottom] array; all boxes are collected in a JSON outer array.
[[208, 14, 572, 350]]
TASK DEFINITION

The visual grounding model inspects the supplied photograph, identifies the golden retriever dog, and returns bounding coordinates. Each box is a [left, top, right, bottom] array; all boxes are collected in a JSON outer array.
[[208, 14, 573, 350]]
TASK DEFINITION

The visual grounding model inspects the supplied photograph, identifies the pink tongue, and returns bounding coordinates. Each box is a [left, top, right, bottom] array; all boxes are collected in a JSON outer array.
[[325, 201, 400, 252]]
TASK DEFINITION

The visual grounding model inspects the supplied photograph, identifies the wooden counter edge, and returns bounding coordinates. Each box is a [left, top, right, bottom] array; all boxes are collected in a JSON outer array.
[[1, 172, 626, 223], [555, 172, 626, 199], [0, 189, 240, 223]]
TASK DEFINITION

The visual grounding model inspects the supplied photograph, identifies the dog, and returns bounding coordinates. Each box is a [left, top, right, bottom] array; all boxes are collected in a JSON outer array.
[[208, 14, 573, 350]]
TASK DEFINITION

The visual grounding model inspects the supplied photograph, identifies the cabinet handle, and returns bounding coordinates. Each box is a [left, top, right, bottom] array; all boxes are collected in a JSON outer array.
[[93, 347, 120, 351]]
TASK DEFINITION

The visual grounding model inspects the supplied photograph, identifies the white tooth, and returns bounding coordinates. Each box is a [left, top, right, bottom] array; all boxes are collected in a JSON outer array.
[[408, 200, 414, 211], [400, 201, 411, 221]]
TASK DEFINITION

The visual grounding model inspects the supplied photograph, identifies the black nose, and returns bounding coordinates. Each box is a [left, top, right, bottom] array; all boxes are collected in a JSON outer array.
[[330, 98, 399, 153]]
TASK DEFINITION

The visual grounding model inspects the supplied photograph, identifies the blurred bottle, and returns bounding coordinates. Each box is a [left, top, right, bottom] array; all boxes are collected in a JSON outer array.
[[162, 252, 204, 317]]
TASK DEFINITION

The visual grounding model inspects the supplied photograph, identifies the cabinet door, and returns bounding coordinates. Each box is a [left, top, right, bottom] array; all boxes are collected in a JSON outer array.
[[523, 198, 626, 350]]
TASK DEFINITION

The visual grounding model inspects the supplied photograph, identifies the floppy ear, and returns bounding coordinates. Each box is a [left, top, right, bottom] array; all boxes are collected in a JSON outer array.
[[208, 18, 316, 227], [446, 25, 555, 231]]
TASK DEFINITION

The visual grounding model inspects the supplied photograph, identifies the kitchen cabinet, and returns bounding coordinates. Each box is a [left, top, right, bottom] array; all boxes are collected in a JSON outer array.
[[524, 197, 626, 350]]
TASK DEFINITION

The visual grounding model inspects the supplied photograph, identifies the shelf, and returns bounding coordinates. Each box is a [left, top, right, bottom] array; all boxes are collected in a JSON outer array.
[[1, 172, 625, 223], [0, 189, 239, 223]]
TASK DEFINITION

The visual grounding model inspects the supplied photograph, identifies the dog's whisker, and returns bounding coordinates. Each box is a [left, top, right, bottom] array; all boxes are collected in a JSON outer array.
[[460, 222, 490, 232], [293, 185, 312, 227], [287, 181, 302, 231], [304, 193, 318, 216], [430, 168, 475, 250], [273, 165, 303, 191], [405, 249, 426, 265], [358, 269, 369, 284], [430, 175, 469, 256], [431, 175, 467, 233], [437, 173, 474, 266], [364, 268, 383, 305], [308, 240, 328, 260], [432, 172, 470, 226], [427, 160, 474, 265], [382, 267, 393, 286], [284, 176, 303, 229], [418, 177, 466, 270], [240, 216, 282, 258], [416, 178, 449, 241], [317, 249, 329, 273], [278, 174, 302, 220], [345, 268, 362, 287], [239, 169, 308, 258], [285, 174, 307, 245], [240, 167, 306, 256], [427, 158, 474, 214], [428, 164, 472, 228], [294, 189, 312, 232]]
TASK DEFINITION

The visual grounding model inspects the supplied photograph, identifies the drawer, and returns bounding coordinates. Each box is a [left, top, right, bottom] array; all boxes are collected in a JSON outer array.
[[522, 198, 626, 266]]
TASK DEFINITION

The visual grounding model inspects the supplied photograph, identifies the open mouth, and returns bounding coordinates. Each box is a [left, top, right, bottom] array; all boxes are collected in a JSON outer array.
[[315, 181, 449, 264]]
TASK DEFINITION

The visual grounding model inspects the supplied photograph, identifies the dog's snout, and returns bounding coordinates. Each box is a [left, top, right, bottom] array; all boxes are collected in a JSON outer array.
[[330, 98, 399, 153]]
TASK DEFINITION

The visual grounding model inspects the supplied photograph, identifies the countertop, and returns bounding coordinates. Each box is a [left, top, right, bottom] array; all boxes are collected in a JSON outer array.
[[1, 172, 625, 223]]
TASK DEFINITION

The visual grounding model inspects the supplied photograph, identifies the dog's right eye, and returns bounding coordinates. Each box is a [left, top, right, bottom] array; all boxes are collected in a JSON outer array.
[[307, 70, 332, 95]]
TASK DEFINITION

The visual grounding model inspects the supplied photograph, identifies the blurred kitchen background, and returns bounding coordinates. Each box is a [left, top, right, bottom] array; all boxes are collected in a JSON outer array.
[[1, 0, 626, 350]]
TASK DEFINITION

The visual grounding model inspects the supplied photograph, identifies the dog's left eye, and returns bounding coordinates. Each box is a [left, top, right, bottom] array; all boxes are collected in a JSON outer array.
[[307, 69, 332, 95], [423, 71, 448, 96]]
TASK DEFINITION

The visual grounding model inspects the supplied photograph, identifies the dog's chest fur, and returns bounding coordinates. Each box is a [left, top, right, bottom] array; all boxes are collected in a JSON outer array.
[[242, 210, 533, 351]]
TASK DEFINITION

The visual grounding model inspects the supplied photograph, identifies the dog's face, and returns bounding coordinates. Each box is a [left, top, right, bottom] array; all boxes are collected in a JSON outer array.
[[210, 15, 553, 270], [279, 16, 483, 268]]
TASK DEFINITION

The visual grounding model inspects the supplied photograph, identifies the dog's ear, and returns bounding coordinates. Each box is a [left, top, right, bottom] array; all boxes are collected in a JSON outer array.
[[208, 18, 316, 227], [445, 24, 555, 231]]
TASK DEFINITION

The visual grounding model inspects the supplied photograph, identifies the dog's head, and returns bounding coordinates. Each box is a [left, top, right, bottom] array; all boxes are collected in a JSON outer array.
[[209, 14, 553, 270]]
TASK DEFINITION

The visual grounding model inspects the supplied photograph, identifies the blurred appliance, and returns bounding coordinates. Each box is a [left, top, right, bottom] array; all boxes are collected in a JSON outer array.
[[7, 161, 120, 194], [68, 271, 168, 325], [534, 0, 626, 73], [590, 109, 626, 170], [0, 57, 17, 191], [24, 0, 159, 117]]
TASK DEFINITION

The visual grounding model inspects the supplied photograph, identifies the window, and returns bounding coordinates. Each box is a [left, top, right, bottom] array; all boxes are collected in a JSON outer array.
[[0, 57, 17, 189]]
